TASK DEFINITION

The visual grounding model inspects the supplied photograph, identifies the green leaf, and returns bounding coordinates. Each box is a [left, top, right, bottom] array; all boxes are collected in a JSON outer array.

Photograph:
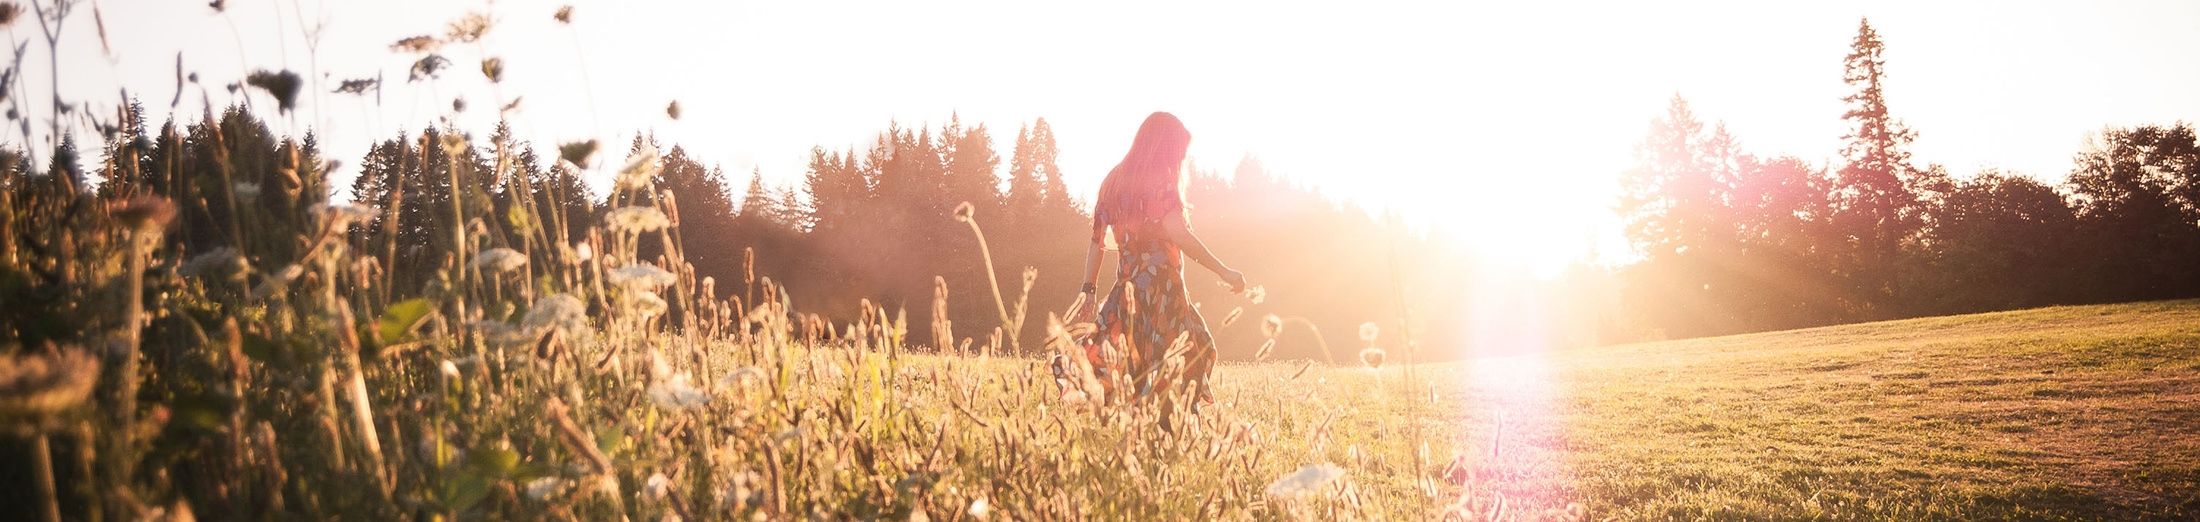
[[443, 473, 493, 513], [467, 447, 521, 478], [379, 298, 434, 344]]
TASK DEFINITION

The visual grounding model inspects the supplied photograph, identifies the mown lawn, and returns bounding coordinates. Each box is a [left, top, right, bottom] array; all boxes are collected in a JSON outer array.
[[1188, 299, 2200, 519]]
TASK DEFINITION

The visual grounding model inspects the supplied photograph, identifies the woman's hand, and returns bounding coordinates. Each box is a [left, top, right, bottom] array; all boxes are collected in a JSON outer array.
[[1067, 289, 1098, 325], [1220, 269, 1248, 293]]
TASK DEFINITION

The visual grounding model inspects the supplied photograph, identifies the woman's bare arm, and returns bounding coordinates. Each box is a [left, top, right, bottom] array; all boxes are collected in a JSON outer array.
[[1162, 211, 1246, 291], [1070, 228, 1107, 323]]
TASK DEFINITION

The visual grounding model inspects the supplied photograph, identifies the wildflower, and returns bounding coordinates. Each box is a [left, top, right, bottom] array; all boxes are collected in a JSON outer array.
[[312, 203, 377, 229], [1264, 463, 1344, 498], [633, 291, 669, 318], [1261, 314, 1284, 339], [440, 132, 468, 158], [559, 141, 598, 170], [953, 201, 976, 223], [471, 247, 527, 274], [391, 35, 440, 53], [524, 477, 568, 500], [605, 206, 670, 234], [648, 373, 708, 410], [109, 196, 178, 232], [1360, 347, 1387, 369], [245, 69, 303, 114], [522, 294, 588, 334], [446, 11, 491, 43], [1359, 322, 1381, 343], [615, 145, 660, 190], [968, 497, 991, 519], [409, 54, 452, 82], [609, 263, 677, 290], [643, 472, 671, 500]]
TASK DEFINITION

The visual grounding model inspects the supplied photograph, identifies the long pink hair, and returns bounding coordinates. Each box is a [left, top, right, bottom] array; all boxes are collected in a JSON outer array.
[[1095, 112, 1192, 227]]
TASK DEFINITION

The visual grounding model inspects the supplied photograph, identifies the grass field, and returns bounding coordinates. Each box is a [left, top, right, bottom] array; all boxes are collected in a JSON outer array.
[[11, 179, 2198, 519], [1191, 299, 2200, 519]]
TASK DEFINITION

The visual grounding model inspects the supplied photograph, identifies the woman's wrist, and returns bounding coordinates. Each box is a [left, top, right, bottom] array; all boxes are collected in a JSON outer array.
[[1080, 281, 1097, 294]]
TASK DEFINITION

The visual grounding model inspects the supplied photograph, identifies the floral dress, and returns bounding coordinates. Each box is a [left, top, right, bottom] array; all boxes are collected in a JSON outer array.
[[1079, 204, 1218, 403]]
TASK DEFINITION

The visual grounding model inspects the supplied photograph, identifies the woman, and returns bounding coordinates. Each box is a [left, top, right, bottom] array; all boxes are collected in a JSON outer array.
[[1061, 112, 1247, 407]]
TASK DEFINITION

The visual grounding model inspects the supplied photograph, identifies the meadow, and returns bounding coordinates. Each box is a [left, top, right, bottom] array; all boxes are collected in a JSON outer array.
[[8, 141, 2197, 519]]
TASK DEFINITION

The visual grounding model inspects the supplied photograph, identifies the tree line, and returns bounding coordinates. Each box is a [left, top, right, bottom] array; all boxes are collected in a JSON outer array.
[[5, 103, 1464, 361], [1616, 18, 2200, 338]]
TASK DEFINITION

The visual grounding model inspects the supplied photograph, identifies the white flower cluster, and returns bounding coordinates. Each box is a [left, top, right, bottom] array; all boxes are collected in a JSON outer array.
[[605, 206, 670, 234], [614, 145, 660, 191], [471, 247, 528, 274], [521, 294, 588, 334], [609, 263, 677, 290], [311, 203, 378, 230]]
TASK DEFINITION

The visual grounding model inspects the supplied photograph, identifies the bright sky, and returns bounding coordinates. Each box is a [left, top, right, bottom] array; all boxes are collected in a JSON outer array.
[[20, 0, 2200, 274]]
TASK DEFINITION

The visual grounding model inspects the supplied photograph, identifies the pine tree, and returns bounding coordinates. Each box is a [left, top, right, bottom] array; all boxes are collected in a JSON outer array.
[[96, 98, 155, 198], [1031, 118, 1078, 219], [1830, 18, 1922, 316], [1003, 124, 1042, 230], [737, 168, 781, 224]]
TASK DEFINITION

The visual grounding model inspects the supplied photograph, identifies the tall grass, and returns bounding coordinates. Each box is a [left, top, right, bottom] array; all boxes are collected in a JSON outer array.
[[0, 4, 1501, 520]]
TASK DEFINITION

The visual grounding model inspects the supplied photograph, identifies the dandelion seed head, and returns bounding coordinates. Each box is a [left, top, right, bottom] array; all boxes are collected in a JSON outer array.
[[439, 132, 468, 157], [1261, 314, 1284, 339], [1244, 285, 1266, 304], [1359, 322, 1380, 343], [968, 497, 991, 519], [952, 201, 975, 223], [606, 206, 670, 234], [439, 359, 460, 379], [573, 242, 594, 262], [471, 247, 527, 274], [1359, 347, 1387, 369]]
